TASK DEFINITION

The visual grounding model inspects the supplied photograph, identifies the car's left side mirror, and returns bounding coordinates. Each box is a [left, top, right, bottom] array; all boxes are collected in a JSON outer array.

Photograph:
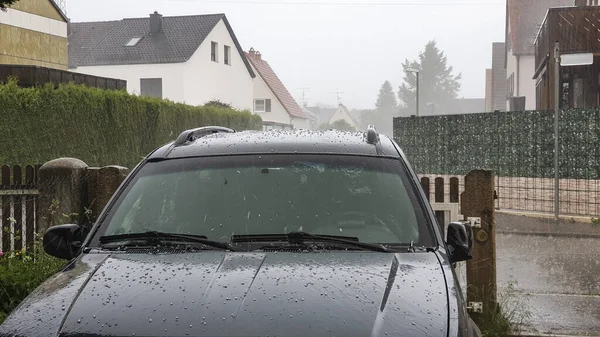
[[43, 224, 82, 260], [446, 221, 474, 264]]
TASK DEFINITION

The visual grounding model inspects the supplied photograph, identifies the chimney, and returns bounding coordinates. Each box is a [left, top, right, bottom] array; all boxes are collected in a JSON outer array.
[[150, 11, 163, 34], [256, 51, 262, 60], [248, 47, 256, 56]]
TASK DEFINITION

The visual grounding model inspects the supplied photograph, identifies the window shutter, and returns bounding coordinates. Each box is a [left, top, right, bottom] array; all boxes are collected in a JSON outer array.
[[266, 99, 272, 112]]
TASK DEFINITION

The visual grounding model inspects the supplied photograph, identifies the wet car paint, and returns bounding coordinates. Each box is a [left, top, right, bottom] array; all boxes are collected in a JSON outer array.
[[0, 250, 462, 337]]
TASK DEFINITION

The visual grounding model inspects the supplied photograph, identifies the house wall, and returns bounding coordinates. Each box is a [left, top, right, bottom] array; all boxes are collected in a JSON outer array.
[[291, 118, 310, 129], [329, 107, 358, 129], [506, 53, 537, 111], [519, 55, 537, 110], [485, 69, 493, 112], [506, 51, 517, 110], [491, 42, 506, 111], [249, 62, 290, 124], [0, 0, 67, 70], [73, 62, 186, 102], [72, 19, 253, 109], [10, 0, 64, 21], [183, 19, 253, 110]]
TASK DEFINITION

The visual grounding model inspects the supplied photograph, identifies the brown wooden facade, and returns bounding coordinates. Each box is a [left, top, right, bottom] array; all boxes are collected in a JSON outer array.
[[534, 6, 600, 110]]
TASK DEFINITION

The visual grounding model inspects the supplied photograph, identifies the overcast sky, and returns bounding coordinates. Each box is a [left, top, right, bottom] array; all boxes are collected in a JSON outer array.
[[66, 0, 506, 110]]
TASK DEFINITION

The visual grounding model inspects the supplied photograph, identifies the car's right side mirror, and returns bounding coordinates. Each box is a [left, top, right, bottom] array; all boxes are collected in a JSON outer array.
[[446, 221, 474, 264]]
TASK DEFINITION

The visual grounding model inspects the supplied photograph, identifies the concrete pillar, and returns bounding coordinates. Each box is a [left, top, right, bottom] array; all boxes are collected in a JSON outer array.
[[85, 167, 100, 218], [36, 158, 88, 232], [94, 165, 128, 216]]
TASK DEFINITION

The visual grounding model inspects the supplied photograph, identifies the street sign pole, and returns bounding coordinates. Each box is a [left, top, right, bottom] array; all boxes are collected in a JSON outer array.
[[554, 41, 560, 220]]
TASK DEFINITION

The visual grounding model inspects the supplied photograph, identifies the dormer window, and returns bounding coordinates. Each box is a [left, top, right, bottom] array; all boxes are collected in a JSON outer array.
[[125, 37, 142, 47]]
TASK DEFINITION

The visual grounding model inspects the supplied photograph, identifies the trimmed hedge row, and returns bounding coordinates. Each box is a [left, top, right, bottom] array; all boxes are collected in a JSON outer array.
[[0, 80, 262, 168], [393, 109, 600, 179]]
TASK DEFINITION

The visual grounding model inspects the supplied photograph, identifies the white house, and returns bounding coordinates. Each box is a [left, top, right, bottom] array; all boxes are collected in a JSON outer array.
[[68, 12, 255, 110], [504, 0, 571, 111], [328, 103, 358, 129], [244, 48, 310, 130], [306, 103, 359, 130]]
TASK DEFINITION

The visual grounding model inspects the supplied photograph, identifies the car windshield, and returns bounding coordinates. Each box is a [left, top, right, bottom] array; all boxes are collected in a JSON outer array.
[[95, 154, 435, 248]]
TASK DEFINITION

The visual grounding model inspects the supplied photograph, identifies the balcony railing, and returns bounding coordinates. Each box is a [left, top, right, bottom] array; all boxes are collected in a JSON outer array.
[[535, 6, 600, 71]]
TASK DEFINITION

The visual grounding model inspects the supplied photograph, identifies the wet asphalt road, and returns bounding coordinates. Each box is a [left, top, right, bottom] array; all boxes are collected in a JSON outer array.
[[496, 230, 600, 336]]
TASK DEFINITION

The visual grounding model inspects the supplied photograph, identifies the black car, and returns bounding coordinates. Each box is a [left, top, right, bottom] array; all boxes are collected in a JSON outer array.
[[0, 125, 480, 337]]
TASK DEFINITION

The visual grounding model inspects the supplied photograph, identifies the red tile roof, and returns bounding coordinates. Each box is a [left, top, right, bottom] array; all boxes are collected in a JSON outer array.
[[245, 50, 306, 119]]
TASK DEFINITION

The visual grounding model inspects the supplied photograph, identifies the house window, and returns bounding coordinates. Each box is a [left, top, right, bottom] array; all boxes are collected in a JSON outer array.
[[140, 78, 163, 99], [125, 37, 142, 47], [211, 42, 218, 62], [224, 45, 231, 65], [506, 73, 514, 98], [254, 99, 271, 113]]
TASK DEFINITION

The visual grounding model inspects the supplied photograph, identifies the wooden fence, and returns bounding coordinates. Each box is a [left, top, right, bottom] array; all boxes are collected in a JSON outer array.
[[0, 165, 41, 253], [418, 175, 467, 298], [419, 176, 462, 230], [0, 65, 127, 91]]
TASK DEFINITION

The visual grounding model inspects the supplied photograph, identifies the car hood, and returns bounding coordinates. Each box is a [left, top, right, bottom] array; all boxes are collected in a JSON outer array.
[[1, 251, 450, 337]]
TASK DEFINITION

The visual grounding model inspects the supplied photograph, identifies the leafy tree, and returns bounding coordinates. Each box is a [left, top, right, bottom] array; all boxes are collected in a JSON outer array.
[[0, 0, 19, 11], [318, 119, 356, 132], [398, 40, 462, 115], [359, 109, 377, 130]]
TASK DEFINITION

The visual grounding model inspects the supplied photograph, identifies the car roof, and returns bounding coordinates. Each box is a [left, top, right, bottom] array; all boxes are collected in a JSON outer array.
[[148, 127, 403, 160]]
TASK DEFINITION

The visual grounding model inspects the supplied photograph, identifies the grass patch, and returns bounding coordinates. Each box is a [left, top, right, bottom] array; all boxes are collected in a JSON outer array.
[[479, 279, 534, 337]]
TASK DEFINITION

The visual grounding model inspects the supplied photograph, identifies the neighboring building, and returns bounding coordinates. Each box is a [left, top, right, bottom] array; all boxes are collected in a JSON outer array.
[[485, 69, 493, 111], [302, 106, 319, 130], [328, 103, 359, 129], [0, 0, 68, 70], [245, 48, 309, 129], [68, 12, 255, 110], [307, 103, 359, 130], [505, 0, 571, 111], [491, 42, 507, 111], [534, 4, 600, 109], [305, 106, 336, 128], [443, 98, 486, 115]]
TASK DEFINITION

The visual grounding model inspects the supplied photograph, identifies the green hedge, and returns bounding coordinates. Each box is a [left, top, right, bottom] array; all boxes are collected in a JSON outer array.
[[0, 80, 262, 168], [393, 109, 600, 179]]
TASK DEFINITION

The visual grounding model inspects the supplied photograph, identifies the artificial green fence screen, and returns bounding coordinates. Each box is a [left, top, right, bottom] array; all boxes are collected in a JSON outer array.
[[393, 109, 600, 179]]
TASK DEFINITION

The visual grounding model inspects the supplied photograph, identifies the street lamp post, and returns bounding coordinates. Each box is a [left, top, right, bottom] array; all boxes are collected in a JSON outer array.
[[406, 68, 420, 116]]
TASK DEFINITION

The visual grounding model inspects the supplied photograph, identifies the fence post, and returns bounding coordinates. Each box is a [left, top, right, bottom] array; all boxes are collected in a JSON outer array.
[[461, 169, 497, 326], [36, 158, 88, 233], [94, 165, 128, 216]]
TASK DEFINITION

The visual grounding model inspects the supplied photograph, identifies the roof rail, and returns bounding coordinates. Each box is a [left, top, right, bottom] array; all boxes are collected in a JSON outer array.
[[365, 125, 379, 144], [173, 126, 235, 146]]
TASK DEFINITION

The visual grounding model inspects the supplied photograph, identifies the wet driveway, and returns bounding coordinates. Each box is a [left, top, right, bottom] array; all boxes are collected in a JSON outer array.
[[496, 217, 600, 336]]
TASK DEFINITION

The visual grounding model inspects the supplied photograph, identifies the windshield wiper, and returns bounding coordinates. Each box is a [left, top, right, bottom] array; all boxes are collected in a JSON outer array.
[[99, 231, 239, 251], [231, 232, 391, 252]]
